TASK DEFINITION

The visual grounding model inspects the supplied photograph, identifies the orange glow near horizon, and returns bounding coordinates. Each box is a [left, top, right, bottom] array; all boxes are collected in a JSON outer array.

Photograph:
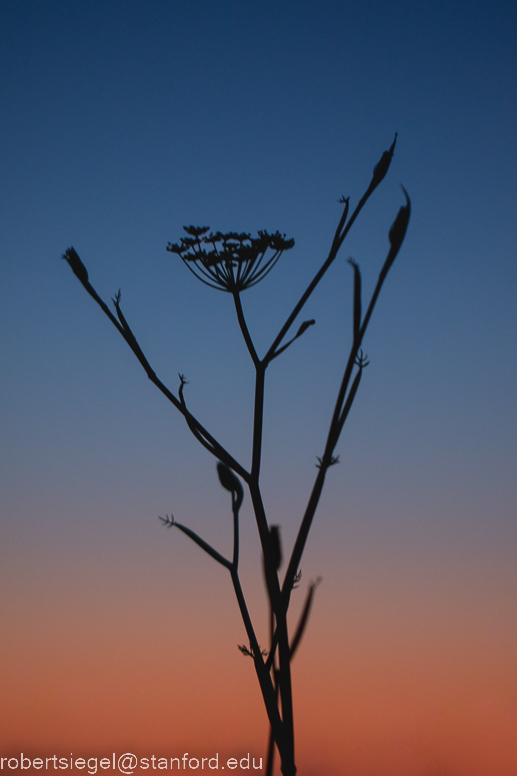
[[2, 540, 516, 775]]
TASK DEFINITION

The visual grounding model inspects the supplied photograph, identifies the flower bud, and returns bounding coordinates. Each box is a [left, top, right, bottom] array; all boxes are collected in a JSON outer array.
[[269, 525, 283, 571], [217, 462, 244, 509], [371, 133, 397, 188], [389, 185, 411, 251], [62, 246, 89, 285]]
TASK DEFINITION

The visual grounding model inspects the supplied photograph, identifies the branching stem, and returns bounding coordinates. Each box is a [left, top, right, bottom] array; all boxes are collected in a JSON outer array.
[[63, 137, 409, 776]]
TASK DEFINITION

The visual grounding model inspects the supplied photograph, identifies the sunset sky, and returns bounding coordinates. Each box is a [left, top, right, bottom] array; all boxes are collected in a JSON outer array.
[[1, 1, 517, 774]]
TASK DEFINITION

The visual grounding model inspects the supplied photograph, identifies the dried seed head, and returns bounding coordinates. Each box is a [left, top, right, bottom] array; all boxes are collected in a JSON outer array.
[[167, 227, 295, 292]]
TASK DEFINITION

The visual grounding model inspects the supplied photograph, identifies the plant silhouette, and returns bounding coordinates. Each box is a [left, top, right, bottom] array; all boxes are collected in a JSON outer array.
[[62, 135, 410, 776]]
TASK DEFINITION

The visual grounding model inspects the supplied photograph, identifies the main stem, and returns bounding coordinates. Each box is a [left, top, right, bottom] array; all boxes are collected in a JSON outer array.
[[249, 367, 296, 775]]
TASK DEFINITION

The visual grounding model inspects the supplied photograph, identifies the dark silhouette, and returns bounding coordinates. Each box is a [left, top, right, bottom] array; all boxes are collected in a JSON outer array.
[[62, 134, 410, 776]]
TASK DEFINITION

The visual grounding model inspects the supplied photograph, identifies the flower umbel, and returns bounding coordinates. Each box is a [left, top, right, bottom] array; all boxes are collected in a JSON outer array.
[[166, 226, 295, 292]]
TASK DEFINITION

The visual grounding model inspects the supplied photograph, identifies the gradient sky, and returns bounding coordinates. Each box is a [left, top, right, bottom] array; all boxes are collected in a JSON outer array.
[[1, 1, 517, 774]]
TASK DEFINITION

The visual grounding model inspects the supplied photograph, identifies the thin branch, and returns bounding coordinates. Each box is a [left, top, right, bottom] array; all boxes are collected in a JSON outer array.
[[275, 614, 295, 767], [263, 136, 398, 366], [160, 514, 232, 569], [251, 367, 266, 480], [348, 259, 362, 342], [232, 492, 240, 571], [230, 568, 286, 762], [265, 673, 280, 776], [281, 188, 410, 604], [358, 186, 411, 337], [178, 373, 218, 455], [63, 258, 250, 482], [289, 578, 321, 659], [330, 197, 350, 253], [270, 319, 316, 361], [232, 290, 260, 367], [321, 189, 411, 460]]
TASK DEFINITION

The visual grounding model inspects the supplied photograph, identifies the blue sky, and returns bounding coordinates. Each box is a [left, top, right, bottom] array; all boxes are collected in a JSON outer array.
[[1, 1, 517, 769], [3, 0, 516, 539]]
